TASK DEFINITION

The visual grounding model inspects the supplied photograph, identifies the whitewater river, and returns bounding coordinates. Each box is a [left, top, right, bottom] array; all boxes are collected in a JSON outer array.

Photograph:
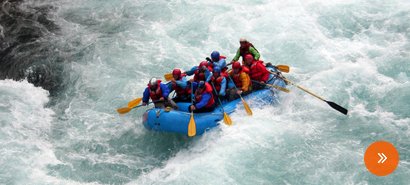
[[0, 0, 409, 184]]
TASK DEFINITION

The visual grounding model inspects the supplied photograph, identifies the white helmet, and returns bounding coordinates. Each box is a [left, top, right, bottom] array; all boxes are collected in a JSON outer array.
[[149, 77, 158, 86]]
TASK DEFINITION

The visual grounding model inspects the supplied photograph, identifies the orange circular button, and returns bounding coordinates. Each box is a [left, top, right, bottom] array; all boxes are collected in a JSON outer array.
[[364, 141, 399, 176]]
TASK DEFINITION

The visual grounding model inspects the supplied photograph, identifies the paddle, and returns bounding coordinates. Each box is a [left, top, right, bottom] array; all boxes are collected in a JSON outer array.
[[117, 99, 165, 114], [211, 82, 233, 125], [127, 97, 142, 109], [117, 104, 146, 114], [275, 65, 289, 73], [187, 82, 196, 137], [116, 97, 142, 114], [283, 78, 348, 115], [228, 76, 253, 116], [164, 73, 173, 81], [251, 80, 290, 93]]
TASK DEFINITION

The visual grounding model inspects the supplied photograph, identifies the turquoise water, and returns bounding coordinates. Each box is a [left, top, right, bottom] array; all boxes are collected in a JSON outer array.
[[0, 0, 409, 184]]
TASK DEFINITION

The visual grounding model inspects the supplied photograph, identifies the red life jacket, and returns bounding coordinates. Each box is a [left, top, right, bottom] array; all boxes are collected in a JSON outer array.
[[249, 60, 270, 82], [148, 80, 163, 101], [231, 72, 242, 88], [195, 83, 215, 108], [172, 75, 190, 97], [194, 70, 206, 82], [210, 75, 225, 92], [239, 42, 258, 60]]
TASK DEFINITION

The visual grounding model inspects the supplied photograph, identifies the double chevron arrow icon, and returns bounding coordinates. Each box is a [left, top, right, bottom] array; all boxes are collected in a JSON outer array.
[[378, 153, 387, 163]]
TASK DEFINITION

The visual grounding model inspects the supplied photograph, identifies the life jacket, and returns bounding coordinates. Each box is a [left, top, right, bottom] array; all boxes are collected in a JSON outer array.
[[195, 83, 215, 108], [249, 60, 269, 82], [172, 75, 190, 97], [230, 70, 252, 90], [239, 42, 258, 60], [148, 80, 163, 101], [231, 71, 243, 88], [194, 70, 206, 82], [210, 75, 225, 92]]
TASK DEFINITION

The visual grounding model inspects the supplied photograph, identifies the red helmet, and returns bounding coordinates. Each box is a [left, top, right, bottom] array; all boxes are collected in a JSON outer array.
[[244, 54, 253, 61], [172, 68, 181, 77], [199, 61, 208, 70], [232, 61, 241, 70]]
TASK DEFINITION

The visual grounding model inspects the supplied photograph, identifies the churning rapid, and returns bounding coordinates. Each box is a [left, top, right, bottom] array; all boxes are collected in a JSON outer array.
[[0, 0, 409, 184]]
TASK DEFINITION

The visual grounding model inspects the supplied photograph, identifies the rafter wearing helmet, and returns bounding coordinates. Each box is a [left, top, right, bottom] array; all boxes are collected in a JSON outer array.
[[231, 38, 260, 64]]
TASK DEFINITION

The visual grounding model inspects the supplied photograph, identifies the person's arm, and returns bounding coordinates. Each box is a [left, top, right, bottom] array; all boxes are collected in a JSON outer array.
[[232, 48, 241, 61], [205, 71, 212, 82], [160, 83, 170, 98], [219, 77, 227, 96], [195, 93, 211, 109], [185, 66, 198, 76], [249, 47, 260, 60], [175, 77, 188, 89], [219, 59, 227, 69], [142, 88, 150, 103], [240, 73, 250, 91]]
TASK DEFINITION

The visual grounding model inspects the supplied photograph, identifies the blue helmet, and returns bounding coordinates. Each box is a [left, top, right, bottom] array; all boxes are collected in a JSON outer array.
[[211, 51, 220, 61], [213, 66, 221, 73], [198, 81, 205, 89]]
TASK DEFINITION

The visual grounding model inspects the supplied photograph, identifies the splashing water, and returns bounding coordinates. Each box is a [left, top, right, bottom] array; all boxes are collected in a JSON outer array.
[[0, 0, 409, 184]]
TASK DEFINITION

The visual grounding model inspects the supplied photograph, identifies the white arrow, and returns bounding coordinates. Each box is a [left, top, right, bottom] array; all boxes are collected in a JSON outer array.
[[378, 153, 387, 163]]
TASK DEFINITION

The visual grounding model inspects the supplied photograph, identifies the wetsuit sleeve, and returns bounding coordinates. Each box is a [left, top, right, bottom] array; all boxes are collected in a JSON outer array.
[[205, 71, 212, 82], [142, 87, 150, 103], [233, 48, 241, 61], [191, 82, 198, 94], [195, 93, 211, 109], [219, 59, 227, 69], [219, 77, 227, 96], [185, 66, 198, 76], [240, 72, 250, 91], [160, 83, 170, 98], [249, 47, 260, 60], [176, 77, 188, 89]]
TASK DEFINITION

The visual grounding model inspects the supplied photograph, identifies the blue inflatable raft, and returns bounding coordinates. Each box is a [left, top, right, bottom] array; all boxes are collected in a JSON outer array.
[[142, 68, 287, 136]]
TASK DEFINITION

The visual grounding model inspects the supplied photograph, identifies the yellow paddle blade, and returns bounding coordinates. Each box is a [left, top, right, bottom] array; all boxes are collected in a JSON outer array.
[[276, 65, 290, 73], [188, 112, 196, 137], [128, 97, 142, 108], [117, 107, 131, 114], [267, 84, 290, 93], [223, 112, 233, 126], [164, 73, 173, 81], [241, 97, 253, 116]]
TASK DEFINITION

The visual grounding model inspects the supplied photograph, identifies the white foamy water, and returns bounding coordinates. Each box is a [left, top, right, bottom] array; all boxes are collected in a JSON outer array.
[[0, 0, 409, 184]]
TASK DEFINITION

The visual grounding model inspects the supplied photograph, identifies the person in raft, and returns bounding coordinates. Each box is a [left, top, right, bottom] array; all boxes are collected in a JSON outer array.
[[230, 38, 261, 65], [227, 62, 252, 101], [185, 61, 213, 82], [170, 68, 191, 102], [243, 54, 271, 90], [207, 51, 227, 72], [142, 78, 178, 109], [210, 66, 227, 101], [189, 81, 216, 113]]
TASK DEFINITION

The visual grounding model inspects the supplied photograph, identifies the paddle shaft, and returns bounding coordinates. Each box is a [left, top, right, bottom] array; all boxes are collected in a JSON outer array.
[[271, 72, 348, 115], [269, 69, 320, 98], [251, 80, 290, 93], [228, 76, 242, 97], [284, 79, 325, 101], [210, 82, 226, 112]]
